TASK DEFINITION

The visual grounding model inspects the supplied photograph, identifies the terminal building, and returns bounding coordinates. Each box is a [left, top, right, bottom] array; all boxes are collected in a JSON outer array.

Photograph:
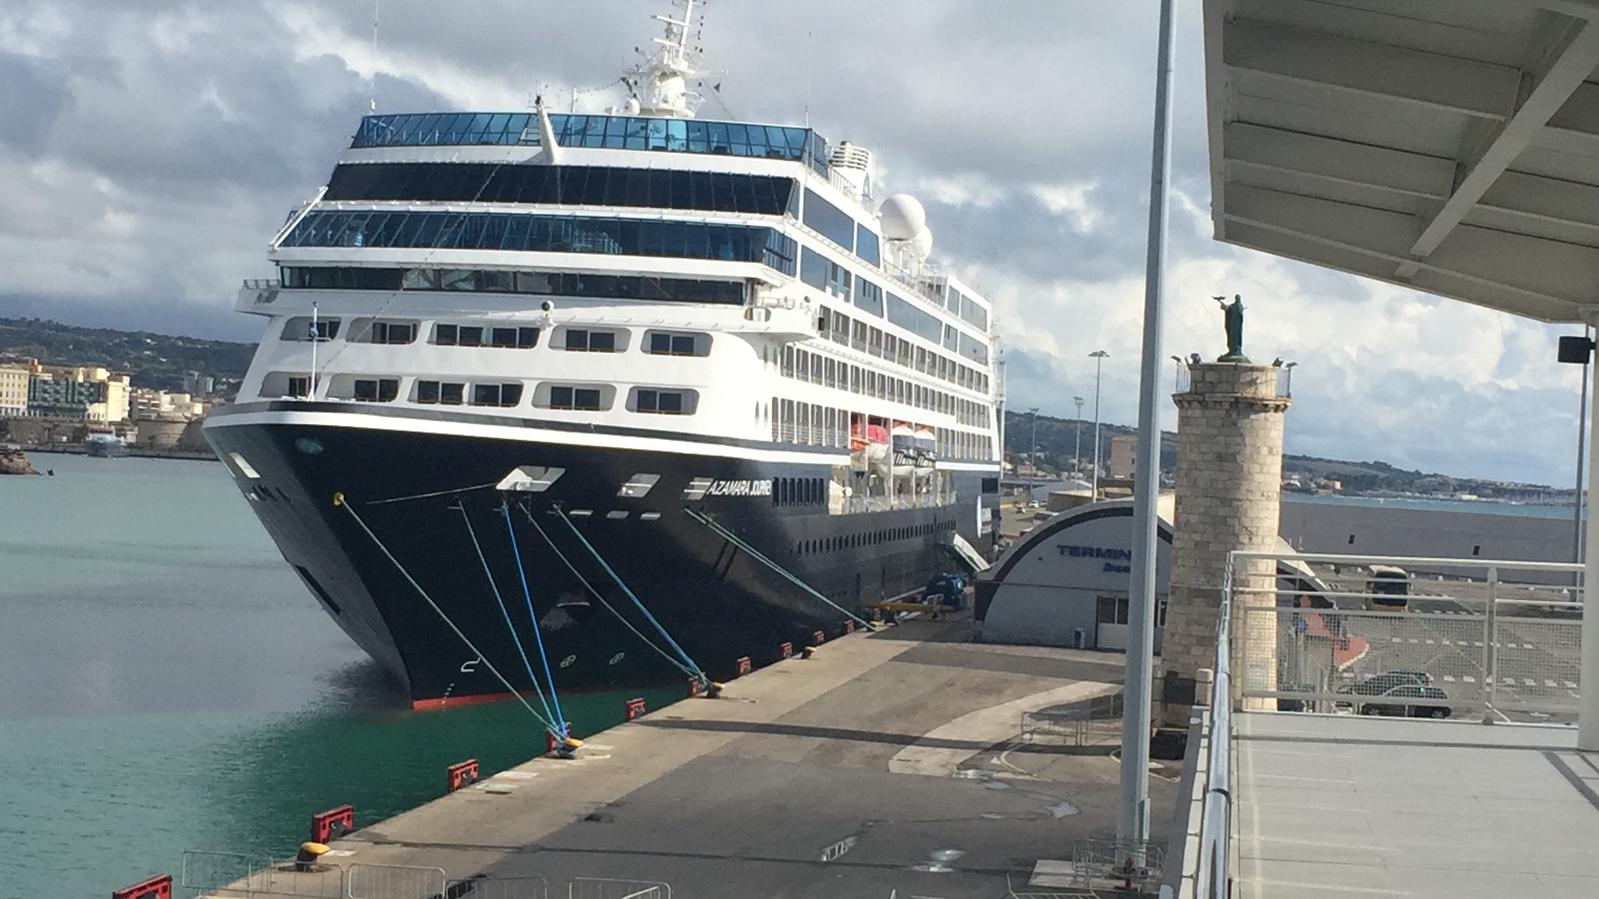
[[975, 500, 1172, 652]]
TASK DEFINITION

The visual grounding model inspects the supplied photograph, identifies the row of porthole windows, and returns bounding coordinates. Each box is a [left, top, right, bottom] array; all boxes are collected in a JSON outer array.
[[814, 306, 990, 395], [794, 521, 949, 556], [280, 316, 711, 358], [267, 372, 697, 415], [778, 344, 992, 427]]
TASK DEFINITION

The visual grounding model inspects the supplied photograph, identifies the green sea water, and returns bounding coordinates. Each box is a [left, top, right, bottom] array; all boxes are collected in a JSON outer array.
[[0, 453, 677, 898]]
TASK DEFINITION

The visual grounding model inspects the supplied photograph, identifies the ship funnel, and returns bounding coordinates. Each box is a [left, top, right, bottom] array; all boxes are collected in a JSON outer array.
[[829, 142, 874, 198]]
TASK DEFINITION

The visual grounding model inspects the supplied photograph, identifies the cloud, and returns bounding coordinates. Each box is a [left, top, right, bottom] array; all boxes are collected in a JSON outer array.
[[0, 0, 1584, 484]]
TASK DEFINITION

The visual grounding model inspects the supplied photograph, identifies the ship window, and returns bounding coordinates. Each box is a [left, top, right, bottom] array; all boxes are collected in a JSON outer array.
[[635, 389, 689, 415], [802, 188, 856, 251], [619, 473, 661, 498], [564, 329, 619, 352], [647, 331, 702, 356], [497, 465, 564, 492], [415, 380, 466, 405], [353, 378, 399, 402], [471, 383, 523, 407], [550, 386, 604, 411], [287, 376, 310, 399], [228, 451, 261, 479], [490, 326, 539, 348], [355, 320, 416, 345], [282, 317, 341, 342]]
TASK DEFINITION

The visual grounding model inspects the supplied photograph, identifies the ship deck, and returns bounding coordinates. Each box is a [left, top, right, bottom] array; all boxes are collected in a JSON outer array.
[[234, 614, 1173, 898]]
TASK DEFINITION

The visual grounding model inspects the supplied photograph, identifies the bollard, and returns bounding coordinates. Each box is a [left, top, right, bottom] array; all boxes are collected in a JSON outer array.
[[843, 619, 855, 635], [295, 842, 330, 872], [735, 656, 752, 677], [802, 645, 818, 659], [779, 641, 793, 660], [811, 630, 826, 647], [545, 723, 579, 758], [687, 676, 704, 697], [112, 874, 172, 899], [445, 759, 480, 793], [309, 805, 354, 843], [1194, 668, 1214, 708], [624, 697, 647, 721]]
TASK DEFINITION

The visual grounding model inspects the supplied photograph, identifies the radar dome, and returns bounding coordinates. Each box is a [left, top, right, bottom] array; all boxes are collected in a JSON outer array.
[[910, 226, 934, 261], [879, 194, 927, 241]]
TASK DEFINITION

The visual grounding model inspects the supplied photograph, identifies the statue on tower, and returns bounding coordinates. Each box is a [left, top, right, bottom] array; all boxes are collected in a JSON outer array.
[[1213, 294, 1249, 362]]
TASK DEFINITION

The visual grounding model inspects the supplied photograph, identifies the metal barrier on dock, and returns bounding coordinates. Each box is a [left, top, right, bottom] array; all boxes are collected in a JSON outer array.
[[173, 852, 670, 899]]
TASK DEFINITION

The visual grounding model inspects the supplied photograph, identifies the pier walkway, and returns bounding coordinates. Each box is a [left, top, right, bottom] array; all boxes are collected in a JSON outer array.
[[257, 616, 1170, 897]]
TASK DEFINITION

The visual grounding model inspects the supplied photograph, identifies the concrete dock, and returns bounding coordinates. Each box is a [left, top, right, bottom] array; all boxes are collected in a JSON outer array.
[[251, 615, 1172, 898]]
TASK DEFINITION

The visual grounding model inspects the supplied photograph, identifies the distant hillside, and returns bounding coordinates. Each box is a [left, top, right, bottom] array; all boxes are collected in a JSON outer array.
[[1002, 410, 1558, 497], [1002, 409, 1177, 475], [0, 317, 252, 393]]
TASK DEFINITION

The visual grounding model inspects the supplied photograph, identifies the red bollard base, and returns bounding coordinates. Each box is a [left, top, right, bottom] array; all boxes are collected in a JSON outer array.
[[113, 873, 172, 899], [779, 641, 793, 660], [624, 696, 647, 721], [735, 656, 752, 677], [309, 805, 354, 844], [445, 759, 480, 793]]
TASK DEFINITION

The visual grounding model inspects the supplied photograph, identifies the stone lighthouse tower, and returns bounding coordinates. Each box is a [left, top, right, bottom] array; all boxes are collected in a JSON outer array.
[[1160, 298, 1291, 719]]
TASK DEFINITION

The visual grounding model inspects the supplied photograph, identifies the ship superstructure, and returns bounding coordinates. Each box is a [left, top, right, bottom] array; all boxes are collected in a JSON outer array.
[[205, 1, 1002, 705]]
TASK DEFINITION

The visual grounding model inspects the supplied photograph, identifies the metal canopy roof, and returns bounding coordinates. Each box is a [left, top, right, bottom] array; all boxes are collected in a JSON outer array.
[[1203, 0, 1599, 323]]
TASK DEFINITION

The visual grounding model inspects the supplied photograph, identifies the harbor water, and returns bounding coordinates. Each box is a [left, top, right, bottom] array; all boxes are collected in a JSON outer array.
[[0, 454, 678, 899]]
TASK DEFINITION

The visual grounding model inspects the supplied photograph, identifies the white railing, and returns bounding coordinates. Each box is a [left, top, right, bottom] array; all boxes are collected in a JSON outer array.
[[1169, 550, 1584, 898], [1225, 551, 1582, 723]]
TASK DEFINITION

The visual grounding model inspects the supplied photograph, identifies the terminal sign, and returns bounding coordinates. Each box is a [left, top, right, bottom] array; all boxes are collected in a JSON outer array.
[[1057, 543, 1134, 574]]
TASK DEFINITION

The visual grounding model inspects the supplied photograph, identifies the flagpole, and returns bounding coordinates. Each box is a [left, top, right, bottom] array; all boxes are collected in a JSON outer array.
[[309, 301, 318, 399]]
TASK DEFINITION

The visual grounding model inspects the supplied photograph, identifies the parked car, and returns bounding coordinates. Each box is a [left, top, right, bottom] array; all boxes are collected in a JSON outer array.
[[1357, 684, 1453, 719], [1336, 671, 1432, 698]]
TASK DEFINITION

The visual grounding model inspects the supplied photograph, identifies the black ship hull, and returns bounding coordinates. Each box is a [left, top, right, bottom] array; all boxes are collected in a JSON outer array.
[[204, 403, 997, 707]]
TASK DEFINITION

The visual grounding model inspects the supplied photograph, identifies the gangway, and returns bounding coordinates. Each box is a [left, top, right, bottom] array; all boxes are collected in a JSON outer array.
[[944, 531, 991, 573]]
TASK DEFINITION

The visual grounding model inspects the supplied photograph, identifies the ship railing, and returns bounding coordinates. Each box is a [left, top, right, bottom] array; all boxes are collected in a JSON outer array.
[[1164, 550, 1585, 898]]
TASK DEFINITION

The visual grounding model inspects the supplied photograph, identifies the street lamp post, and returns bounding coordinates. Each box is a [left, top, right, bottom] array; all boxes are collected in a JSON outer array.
[[1073, 395, 1085, 475], [1090, 349, 1109, 499], [1028, 406, 1039, 502], [1170, 355, 1183, 392], [1284, 361, 1298, 397]]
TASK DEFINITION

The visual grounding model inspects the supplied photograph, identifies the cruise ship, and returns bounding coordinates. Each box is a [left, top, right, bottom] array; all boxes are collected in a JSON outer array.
[[203, 1, 1003, 707]]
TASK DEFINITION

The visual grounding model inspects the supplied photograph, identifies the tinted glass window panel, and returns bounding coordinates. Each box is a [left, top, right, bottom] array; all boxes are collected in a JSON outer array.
[[517, 327, 538, 348], [565, 329, 588, 350], [417, 380, 440, 403], [658, 391, 683, 413], [458, 327, 483, 347], [550, 386, 574, 408], [440, 383, 464, 405], [856, 226, 881, 266], [473, 384, 500, 406], [590, 331, 616, 352], [502, 383, 523, 406], [575, 388, 601, 410], [802, 189, 855, 250]]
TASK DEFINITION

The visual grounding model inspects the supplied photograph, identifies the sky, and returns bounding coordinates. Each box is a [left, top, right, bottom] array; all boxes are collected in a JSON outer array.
[[0, 0, 1588, 486]]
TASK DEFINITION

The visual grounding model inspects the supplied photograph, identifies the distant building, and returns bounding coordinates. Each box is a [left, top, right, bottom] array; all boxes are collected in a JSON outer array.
[[24, 365, 131, 422], [0, 366, 28, 416], [1109, 434, 1137, 479], [182, 371, 215, 396]]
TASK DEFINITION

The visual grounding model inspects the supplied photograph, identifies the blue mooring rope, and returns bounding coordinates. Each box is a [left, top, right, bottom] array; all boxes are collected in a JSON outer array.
[[501, 504, 568, 737], [550, 505, 708, 684], [454, 504, 559, 731], [515, 504, 701, 680], [333, 493, 560, 735]]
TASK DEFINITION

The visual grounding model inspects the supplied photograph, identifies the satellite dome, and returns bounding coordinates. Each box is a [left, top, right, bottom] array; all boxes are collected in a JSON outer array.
[[909, 226, 934, 261], [879, 194, 926, 241]]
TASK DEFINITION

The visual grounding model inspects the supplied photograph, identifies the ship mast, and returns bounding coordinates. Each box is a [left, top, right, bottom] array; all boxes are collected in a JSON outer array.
[[625, 0, 704, 118]]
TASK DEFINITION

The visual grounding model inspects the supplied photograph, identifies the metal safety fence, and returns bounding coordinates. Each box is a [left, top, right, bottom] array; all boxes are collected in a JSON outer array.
[[568, 877, 672, 899], [175, 852, 665, 899], [179, 850, 344, 898], [1226, 552, 1582, 722]]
